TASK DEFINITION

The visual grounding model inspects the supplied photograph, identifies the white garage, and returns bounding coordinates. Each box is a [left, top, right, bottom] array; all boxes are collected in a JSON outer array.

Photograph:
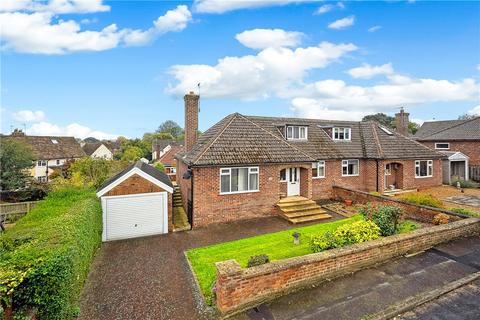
[[97, 160, 173, 241]]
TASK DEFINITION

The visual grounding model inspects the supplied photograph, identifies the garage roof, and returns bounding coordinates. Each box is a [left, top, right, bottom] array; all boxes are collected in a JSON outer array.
[[97, 160, 173, 197]]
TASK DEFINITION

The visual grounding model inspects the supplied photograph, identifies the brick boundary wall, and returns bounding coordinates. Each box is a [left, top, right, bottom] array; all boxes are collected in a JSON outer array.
[[331, 186, 469, 223], [215, 218, 480, 316]]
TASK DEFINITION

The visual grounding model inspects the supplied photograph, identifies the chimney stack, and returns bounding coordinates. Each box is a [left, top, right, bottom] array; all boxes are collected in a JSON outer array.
[[395, 107, 409, 136], [184, 91, 199, 152]]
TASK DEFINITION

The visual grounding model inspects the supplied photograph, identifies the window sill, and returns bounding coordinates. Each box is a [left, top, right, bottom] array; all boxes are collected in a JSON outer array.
[[220, 190, 260, 196], [342, 174, 359, 177], [415, 175, 433, 179], [312, 176, 325, 179]]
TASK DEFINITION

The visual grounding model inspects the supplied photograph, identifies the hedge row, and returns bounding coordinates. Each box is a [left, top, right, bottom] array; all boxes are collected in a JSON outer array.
[[0, 188, 102, 319]]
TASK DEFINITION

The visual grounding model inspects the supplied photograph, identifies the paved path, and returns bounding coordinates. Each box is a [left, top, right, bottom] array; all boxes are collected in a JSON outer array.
[[444, 195, 480, 207], [232, 236, 480, 320], [79, 215, 343, 320]]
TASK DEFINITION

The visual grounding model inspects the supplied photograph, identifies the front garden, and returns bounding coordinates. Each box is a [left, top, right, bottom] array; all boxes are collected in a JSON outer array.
[[186, 204, 421, 305]]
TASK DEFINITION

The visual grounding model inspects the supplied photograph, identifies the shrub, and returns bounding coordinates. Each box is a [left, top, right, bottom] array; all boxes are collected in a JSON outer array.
[[448, 207, 478, 217], [360, 203, 404, 236], [450, 179, 479, 189], [154, 162, 165, 172], [397, 220, 420, 234], [310, 221, 381, 253], [247, 254, 270, 267], [401, 193, 443, 208], [433, 213, 450, 225], [0, 187, 102, 319]]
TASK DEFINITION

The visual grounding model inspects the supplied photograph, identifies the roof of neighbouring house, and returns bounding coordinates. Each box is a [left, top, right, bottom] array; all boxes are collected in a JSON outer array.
[[158, 144, 183, 167], [152, 139, 183, 152], [97, 160, 173, 195], [82, 142, 118, 156], [2, 134, 86, 160], [414, 117, 480, 141], [176, 113, 444, 166]]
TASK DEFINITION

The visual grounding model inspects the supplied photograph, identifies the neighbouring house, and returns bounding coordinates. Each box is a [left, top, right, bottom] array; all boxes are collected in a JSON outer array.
[[96, 160, 173, 241], [82, 142, 116, 160], [414, 117, 480, 183], [3, 129, 86, 182], [176, 92, 444, 229], [156, 142, 183, 181]]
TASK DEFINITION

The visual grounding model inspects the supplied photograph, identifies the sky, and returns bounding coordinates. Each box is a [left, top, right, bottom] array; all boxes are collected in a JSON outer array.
[[1, 0, 479, 140]]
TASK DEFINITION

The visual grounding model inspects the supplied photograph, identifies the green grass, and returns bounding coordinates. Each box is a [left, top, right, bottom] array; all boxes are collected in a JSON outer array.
[[397, 220, 421, 234], [186, 215, 362, 305], [448, 207, 480, 218]]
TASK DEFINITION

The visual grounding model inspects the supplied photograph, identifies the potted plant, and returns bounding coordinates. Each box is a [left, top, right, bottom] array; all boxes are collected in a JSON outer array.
[[344, 199, 353, 206]]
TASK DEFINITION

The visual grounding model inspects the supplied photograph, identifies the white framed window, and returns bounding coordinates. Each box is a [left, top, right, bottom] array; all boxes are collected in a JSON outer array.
[[286, 126, 308, 140], [56, 159, 61, 165], [37, 176, 47, 183], [312, 161, 326, 178], [435, 143, 450, 150], [51, 139, 58, 144], [342, 159, 359, 176], [385, 163, 392, 176], [37, 160, 47, 167], [333, 127, 351, 141], [279, 169, 287, 182], [415, 160, 433, 178], [220, 167, 259, 194]]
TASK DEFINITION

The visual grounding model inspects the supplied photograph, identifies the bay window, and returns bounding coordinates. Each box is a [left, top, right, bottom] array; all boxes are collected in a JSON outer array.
[[342, 159, 359, 176], [312, 161, 325, 178], [220, 167, 259, 194], [415, 160, 433, 178]]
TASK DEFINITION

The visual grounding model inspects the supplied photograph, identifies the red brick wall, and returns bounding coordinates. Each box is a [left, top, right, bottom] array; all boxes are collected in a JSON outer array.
[[378, 159, 442, 191], [419, 141, 480, 165], [215, 218, 480, 315]]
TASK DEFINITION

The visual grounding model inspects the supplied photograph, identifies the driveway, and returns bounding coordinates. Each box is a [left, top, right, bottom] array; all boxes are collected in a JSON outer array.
[[79, 215, 343, 320]]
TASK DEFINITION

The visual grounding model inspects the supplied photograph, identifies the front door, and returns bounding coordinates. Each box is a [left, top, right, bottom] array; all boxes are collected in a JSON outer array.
[[287, 167, 300, 196]]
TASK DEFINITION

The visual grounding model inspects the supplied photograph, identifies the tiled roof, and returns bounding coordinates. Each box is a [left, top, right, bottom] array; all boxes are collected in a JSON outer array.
[[178, 113, 443, 166], [159, 144, 183, 167], [414, 117, 480, 141], [82, 142, 102, 156], [2, 135, 86, 160]]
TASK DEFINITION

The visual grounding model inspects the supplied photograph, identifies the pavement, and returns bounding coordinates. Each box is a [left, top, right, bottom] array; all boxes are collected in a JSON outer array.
[[78, 215, 343, 320], [232, 236, 480, 320]]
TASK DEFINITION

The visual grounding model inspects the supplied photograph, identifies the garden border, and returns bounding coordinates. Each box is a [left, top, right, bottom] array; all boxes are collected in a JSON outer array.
[[214, 217, 480, 316]]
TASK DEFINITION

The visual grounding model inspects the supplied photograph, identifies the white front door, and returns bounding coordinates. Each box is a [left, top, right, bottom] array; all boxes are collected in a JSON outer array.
[[287, 167, 300, 196]]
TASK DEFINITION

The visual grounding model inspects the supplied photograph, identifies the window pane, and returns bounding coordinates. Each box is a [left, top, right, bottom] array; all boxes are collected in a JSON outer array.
[[249, 173, 258, 190], [294, 126, 299, 139], [344, 129, 350, 139], [318, 166, 324, 177], [221, 174, 230, 193], [231, 169, 239, 191], [342, 165, 348, 175], [419, 161, 427, 176], [299, 127, 306, 139], [312, 166, 318, 177], [280, 169, 286, 181], [238, 168, 248, 191], [287, 126, 293, 138]]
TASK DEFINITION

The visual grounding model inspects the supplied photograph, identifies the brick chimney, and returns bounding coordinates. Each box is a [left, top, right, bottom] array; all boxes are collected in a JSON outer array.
[[395, 107, 409, 136], [184, 91, 199, 152]]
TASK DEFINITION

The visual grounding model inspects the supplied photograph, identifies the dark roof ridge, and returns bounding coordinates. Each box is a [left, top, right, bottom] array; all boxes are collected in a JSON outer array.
[[192, 113, 239, 165], [420, 117, 479, 139], [238, 113, 316, 161]]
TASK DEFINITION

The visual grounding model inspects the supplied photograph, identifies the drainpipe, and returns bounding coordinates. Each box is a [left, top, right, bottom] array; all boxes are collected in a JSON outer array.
[[190, 167, 194, 229]]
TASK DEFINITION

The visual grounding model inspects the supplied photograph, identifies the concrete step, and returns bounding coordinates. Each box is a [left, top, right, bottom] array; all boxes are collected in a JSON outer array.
[[280, 203, 322, 213], [282, 208, 328, 218], [277, 200, 317, 209], [288, 213, 332, 224], [278, 196, 309, 204]]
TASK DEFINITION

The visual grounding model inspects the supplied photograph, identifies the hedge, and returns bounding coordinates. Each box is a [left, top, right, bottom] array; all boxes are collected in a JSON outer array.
[[0, 187, 102, 319]]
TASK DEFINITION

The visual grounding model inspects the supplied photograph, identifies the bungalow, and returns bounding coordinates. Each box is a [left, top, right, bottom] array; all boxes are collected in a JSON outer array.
[[82, 142, 116, 160], [3, 129, 86, 182], [414, 117, 479, 183], [176, 92, 444, 228]]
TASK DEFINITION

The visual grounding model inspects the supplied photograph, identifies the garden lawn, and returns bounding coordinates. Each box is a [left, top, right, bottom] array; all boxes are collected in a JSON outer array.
[[186, 215, 362, 304]]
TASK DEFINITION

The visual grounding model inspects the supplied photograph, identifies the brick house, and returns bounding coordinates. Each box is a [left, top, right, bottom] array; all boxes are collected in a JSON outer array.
[[154, 142, 183, 181], [414, 117, 480, 183], [176, 92, 444, 228]]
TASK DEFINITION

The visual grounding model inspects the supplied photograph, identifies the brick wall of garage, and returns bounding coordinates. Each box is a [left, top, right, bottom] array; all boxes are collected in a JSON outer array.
[[420, 141, 480, 165]]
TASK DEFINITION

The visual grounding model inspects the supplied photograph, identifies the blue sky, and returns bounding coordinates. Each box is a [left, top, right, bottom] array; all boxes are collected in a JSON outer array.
[[1, 0, 479, 139]]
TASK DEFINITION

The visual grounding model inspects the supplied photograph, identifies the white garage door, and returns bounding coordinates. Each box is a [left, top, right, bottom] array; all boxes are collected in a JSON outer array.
[[104, 193, 167, 241]]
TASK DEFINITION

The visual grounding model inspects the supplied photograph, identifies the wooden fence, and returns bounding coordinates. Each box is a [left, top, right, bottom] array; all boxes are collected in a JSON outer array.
[[0, 201, 41, 223], [470, 165, 480, 182]]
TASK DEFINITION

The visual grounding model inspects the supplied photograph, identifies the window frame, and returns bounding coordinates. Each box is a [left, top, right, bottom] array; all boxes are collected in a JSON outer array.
[[415, 160, 433, 178], [434, 143, 450, 150], [279, 169, 287, 182], [37, 160, 47, 167], [37, 176, 47, 183], [219, 166, 260, 195], [341, 159, 360, 177], [312, 161, 326, 179], [333, 127, 352, 141], [286, 125, 308, 140], [385, 163, 392, 176]]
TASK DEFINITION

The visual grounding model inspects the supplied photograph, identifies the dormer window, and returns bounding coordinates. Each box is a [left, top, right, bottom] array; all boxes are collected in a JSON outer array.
[[333, 127, 351, 141], [286, 126, 307, 140], [51, 139, 58, 144]]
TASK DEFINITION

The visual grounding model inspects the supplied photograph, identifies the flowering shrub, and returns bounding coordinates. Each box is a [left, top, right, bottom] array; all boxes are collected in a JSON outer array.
[[401, 193, 443, 208], [360, 203, 404, 236], [310, 221, 381, 253]]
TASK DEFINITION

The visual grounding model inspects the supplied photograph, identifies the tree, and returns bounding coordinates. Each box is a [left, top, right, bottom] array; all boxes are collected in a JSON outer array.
[[458, 114, 477, 120], [69, 157, 111, 188], [0, 139, 36, 190], [121, 146, 144, 162], [142, 132, 174, 148], [154, 162, 165, 172], [362, 113, 395, 128], [156, 120, 184, 139]]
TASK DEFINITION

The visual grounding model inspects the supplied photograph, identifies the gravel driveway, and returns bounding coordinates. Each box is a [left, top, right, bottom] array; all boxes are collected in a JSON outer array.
[[79, 216, 328, 320]]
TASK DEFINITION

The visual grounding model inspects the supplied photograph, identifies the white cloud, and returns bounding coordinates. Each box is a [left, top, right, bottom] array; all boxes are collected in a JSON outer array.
[[291, 98, 369, 120], [168, 41, 357, 100], [347, 63, 394, 79], [235, 29, 304, 49], [28, 121, 119, 140], [12, 110, 46, 122], [0, 5, 191, 54], [0, 0, 110, 14], [193, 0, 320, 14], [314, 2, 344, 15], [328, 15, 355, 29], [368, 25, 382, 32], [467, 105, 480, 116], [289, 77, 479, 120]]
